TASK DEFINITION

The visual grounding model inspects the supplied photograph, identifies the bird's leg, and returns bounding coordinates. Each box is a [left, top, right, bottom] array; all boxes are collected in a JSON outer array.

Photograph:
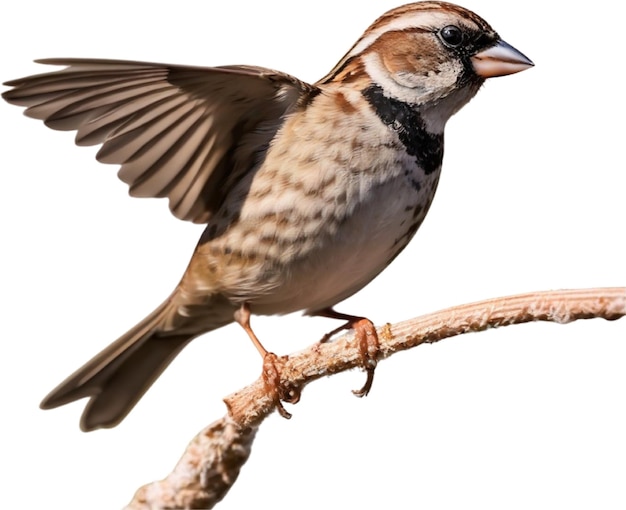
[[234, 303, 300, 419], [233, 302, 268, 357], [315, 308, 380, 397]]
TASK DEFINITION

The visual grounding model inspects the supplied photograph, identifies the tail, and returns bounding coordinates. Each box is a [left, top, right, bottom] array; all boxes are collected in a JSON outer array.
[[40, 294, 229, 431]]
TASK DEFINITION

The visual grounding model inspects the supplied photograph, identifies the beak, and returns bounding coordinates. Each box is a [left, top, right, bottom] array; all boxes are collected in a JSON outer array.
[[471, 40, 534, 78]]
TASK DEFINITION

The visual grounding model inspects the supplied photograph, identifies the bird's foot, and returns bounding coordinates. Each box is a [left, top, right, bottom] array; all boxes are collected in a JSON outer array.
[[235, 303, 301, 419], [348, 318, 379, 397], [261, 352, 301, 419], [317, 309, 380, 397]]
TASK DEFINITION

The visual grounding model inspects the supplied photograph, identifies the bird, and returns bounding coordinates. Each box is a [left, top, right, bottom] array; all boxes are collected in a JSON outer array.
[[2, 1, 533, 431]]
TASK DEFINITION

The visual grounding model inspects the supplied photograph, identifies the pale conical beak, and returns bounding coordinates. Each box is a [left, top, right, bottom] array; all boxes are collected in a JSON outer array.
[[471, 40, 534, 78]]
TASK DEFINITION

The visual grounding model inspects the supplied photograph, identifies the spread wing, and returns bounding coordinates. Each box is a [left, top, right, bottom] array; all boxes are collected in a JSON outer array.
[[2, 58, 319, 223]]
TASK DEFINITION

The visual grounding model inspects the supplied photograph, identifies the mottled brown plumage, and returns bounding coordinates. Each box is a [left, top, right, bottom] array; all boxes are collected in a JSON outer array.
[[2, 1, 532, 431]]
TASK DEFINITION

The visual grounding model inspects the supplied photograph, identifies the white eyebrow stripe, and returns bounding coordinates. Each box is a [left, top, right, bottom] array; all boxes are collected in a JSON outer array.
[[347, 11, 454, 58]]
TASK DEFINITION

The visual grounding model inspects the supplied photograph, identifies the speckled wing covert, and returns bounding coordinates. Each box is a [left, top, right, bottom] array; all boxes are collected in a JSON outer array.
[[2, 59, 318, 223]]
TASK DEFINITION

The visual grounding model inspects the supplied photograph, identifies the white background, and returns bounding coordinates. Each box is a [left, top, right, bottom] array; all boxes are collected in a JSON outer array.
[[1, 1, 625, 508]]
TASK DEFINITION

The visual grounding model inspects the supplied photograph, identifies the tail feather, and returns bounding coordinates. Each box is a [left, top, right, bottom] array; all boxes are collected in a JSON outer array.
[[77, 334, 194, 431], [40, 295, 230, 431]]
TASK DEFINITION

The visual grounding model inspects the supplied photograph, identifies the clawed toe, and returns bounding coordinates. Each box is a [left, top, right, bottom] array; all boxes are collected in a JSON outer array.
[[238, 303, 381, 418], [316, 308, 381, 396], [261, 352, 301, 419], [348, 318, 380, 397]]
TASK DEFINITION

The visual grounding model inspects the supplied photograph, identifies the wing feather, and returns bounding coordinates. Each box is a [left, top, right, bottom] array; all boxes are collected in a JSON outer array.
[[76, 89, 180, 146], [3, 58, 318, 223]]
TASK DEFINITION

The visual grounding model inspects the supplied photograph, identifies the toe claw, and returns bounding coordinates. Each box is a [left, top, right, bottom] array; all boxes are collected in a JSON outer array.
[[352, 366, 375, 397], [275, 400, 293, 420]]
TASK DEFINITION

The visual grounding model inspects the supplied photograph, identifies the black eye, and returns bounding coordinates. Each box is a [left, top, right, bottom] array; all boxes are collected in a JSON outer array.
[[439, 25, 463, 47]]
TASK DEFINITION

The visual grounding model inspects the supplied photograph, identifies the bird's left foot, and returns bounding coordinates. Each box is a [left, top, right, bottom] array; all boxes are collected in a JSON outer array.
[[234, 303, 301, 419], [317, 309, 381, 397], [260, 352, 301, 419]]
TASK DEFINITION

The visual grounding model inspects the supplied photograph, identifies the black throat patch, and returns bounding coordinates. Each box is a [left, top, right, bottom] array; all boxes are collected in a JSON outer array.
[[362, 85, 443, 175]]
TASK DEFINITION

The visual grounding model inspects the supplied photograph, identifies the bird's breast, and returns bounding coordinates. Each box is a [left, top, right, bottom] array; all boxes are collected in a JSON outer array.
[[187, 90, 443, 314]]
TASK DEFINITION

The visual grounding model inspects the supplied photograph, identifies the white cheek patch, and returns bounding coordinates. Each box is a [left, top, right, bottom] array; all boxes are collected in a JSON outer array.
[[362, 52, 461, 108], [362, 53, 428, 105]]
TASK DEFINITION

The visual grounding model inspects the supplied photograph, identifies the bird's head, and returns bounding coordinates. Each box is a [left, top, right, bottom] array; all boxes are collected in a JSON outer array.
[[320, 1, 533, 130]]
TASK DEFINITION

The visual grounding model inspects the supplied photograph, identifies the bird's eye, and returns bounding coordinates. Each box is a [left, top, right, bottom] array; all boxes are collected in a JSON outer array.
[[439, 25, 464, 47]]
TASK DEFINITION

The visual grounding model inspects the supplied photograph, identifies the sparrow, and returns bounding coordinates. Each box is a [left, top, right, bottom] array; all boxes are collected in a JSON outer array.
[[2, 1, 533, 431]]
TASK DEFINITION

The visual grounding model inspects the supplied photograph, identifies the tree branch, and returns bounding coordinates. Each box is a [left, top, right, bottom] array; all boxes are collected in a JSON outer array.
[[125, 287, 626, 510]]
